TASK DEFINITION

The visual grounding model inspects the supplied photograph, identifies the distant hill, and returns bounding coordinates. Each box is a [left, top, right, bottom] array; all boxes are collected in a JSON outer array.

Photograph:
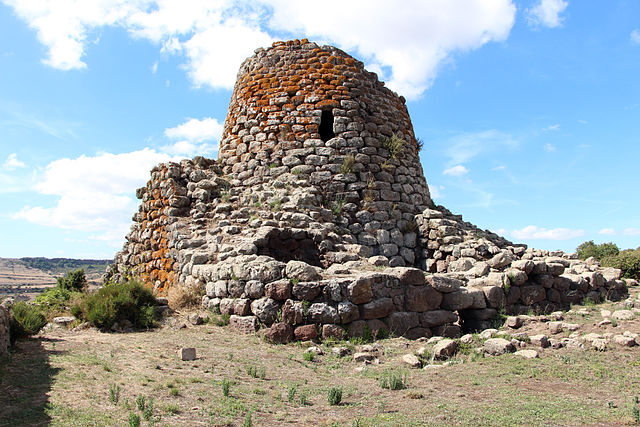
[[0, 257, 112, 300]]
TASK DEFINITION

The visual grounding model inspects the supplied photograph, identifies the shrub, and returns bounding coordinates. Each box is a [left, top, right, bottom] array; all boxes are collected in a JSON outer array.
[[576, 240, 619, 261], [602, 248, 640, 280], [73, 280, 158, 330], [9, 302, 47, 344], [56, 268, 88, 292], [167, 285, 201, 310], [327, 387, 342, 406]]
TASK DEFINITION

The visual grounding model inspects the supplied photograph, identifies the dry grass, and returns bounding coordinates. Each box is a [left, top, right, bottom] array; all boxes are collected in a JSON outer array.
[[166, 285, 201, 310], [1, 288, 639, 426]]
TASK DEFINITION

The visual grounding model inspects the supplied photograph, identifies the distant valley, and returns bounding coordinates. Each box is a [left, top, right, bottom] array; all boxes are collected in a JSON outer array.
[[0, 257, 111, 300]]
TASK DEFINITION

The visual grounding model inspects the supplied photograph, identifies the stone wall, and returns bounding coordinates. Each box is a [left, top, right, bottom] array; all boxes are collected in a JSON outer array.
[[0, 305, 9, 356], [111, 39, 629, 340]]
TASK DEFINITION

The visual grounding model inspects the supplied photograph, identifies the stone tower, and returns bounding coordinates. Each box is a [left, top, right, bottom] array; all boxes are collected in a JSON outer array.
[[111, 40, 626, 340], [217, 39, 432, 265]]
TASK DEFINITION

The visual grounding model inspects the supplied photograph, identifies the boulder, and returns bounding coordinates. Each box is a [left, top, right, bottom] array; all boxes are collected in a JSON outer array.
[[402, 353, 422, 368], [294, 324, 317, 341], [250, 298, 281, 325], [229, 315, 258, 333], [360, 298, 394, 320], [484, 338, 516, 356], [433, 338, 458, 360], [420, 310, 458, 327], [285, 260, 321, 281], [405, 285, 442, 312], [308, 303, 340, 324], [426, 275, 462, 293], [266, 322, 293, 344]]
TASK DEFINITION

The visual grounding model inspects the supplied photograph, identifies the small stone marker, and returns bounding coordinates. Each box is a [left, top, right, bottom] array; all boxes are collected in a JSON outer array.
[[179, 347, 196, 361]]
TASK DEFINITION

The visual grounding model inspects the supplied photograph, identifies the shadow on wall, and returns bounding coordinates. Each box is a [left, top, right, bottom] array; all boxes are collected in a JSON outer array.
[[0, 337, 63, 425]]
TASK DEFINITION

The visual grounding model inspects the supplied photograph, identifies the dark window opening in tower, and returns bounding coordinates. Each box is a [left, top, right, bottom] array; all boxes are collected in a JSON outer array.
[[319, 110, 335, 142]]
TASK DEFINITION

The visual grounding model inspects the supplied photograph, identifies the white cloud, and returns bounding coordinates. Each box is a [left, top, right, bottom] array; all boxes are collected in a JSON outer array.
[[544, 143, 556, 152], [164, 117, 223, 142], [598, 228, 616, 235], [443, 165, 469, 176], [623, 227, 640, 236], [429, 185, 444, 199], [511, 225, 585, 240], [494, 228, 508, 236], [163, 117, 223, 157], [13, 148, 176, 245], [266, 0, 516, 99], [526, 0, 568, 28], [151, 61, 158, 74], [2, 153, 26, 169], [442, 130, 518, 165], [631, 29, 640, 45], [543, 123, 560, 131], [492, 165, 506, 171], [3, 0, 517, 99]]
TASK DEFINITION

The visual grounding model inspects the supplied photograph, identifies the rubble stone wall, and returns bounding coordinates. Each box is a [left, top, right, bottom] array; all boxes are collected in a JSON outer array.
[[111, 39, 629, 340], [0, 305, 9, 356]]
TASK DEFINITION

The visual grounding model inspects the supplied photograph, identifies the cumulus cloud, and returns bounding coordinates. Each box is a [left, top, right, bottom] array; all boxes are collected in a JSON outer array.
[[2, 153, 26, 169], [544, 143, 556, 152], [13, 148, 176, 245], [511, 225, 585, 240], [631, 29, 640, 45], [442, 130, 518, 165], [3, 0, 517, 98], [163, 117, 223, 157], [526, 0, 568, 28], [598, 228, 616, 235], [443, 165, 469, 176], [623, 227, 640, 236]]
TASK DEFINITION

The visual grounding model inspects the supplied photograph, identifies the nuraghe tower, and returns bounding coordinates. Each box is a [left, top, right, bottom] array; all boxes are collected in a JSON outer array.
[[111, 39, 627, 341]]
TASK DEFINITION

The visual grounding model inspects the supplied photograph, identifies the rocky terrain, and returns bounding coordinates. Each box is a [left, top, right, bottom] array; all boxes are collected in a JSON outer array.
[[1, 283, 639, 426]]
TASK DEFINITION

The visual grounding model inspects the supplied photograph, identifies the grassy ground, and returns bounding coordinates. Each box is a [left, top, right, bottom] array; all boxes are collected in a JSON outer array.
[[1, 290, 639, 426]]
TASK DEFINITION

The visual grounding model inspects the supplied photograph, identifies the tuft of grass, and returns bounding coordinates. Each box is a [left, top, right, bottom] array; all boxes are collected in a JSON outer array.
[[246, 365, 257, 378], [108, 383, 120, 405], [128, 413, 140, 427], [243, 410, 253, 427], [215, 313, 230, 327], [288, 385, 297, 402], [383, 133, 404, 159], [340, 154, 355, 174], [299, 390, 309, 406], [164, 404, 180, 415], [222, 378, 231, 397], [328, 387, 342, 406], [303, 352, 315, 362], [378, 368, 407, 390]]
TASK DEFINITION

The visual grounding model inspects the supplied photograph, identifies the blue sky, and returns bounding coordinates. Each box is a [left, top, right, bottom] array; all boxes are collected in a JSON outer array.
[[0, 0, 638, 259]]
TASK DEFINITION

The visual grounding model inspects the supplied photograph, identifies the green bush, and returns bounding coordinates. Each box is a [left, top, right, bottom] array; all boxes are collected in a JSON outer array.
[[73, 280, 158, 330], [56, 268, 88, 292], [576, 240, 619, 260], [327, 387, 342, 406], [602, 248, 640, 280], [9, 301, 47, 344]]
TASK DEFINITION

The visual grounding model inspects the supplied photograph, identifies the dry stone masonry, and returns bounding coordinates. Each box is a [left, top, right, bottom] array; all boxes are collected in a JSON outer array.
[[0, 304, 9, 356], [110, 39, 628, 341]]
